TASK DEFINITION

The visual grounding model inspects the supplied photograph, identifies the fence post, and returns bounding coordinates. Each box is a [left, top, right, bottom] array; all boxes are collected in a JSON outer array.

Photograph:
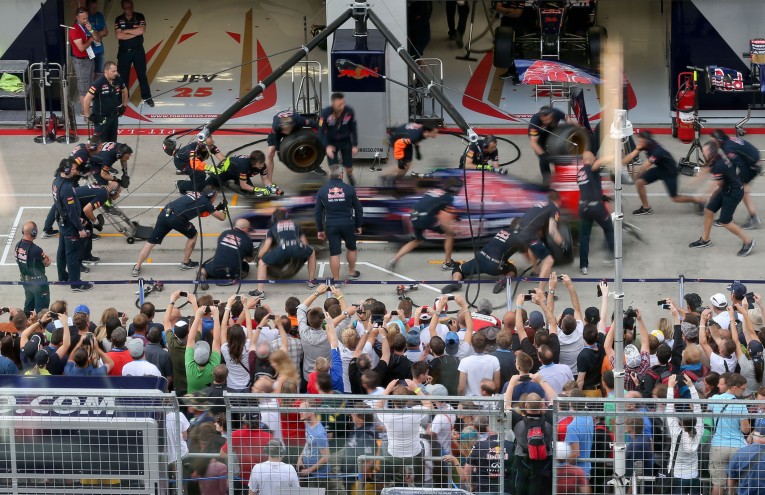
[[678, 274, 685, 312]]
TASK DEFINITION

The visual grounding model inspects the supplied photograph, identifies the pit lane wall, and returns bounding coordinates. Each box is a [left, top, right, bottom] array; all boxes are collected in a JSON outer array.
[[0, 0, 757, 127]]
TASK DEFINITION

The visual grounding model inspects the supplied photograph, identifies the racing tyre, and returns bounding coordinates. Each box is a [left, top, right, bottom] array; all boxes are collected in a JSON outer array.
[[493, 26, 515, 68], [545, 125, 590, 156], [548, 223, 574, 266], [587, 26, 607, 70], [266, 258, 304, 279], [278, 130, 326, 173]]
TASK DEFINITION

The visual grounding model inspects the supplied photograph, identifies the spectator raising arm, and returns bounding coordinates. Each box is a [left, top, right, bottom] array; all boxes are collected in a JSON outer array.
[[95, 342, 114, 373], [635, 309, 651, 355], [163, 290, 183, 330], [598, 281, 609, 334], [187, 306, 205, 350], [561, 274, 583, 322], [324, 311, 344, 392], [698, 309, 714, 362], [457, 295, 474, 348]]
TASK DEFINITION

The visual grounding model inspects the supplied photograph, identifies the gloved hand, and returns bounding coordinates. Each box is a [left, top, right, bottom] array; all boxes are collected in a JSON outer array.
[[118, 175, 130, 189], [94, 214, 105, 232], [209, 145, 221, 156], [414, 145, 422, 161], [88, 114, 104, 125], [215, 201, 228, 212], [117, 105, 126, 117]]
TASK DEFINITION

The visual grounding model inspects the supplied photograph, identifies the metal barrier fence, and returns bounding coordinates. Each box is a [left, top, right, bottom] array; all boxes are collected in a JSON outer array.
[[0, 388, 181, 494], [551, 397, 765, 495], [224, 393, 507, 495]]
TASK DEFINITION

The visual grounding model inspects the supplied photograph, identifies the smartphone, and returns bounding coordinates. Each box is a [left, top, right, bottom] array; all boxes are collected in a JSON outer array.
[[235, 295, 242, 301], [47, 311, 58, 319], [397, 379, 408, 386], [557, 275, 565, 280], [523, 294, 533, 301], [0, 307, 9, 313], [657, 299, 668, 306], [256, 300, 262, 308], [213, 299, 221, 305], [527, 289, 536, 295], [662, 304, 671, 310], [447, 295, 455, 301], [118, 312, 126, 318], [268, 314, 275, 320], [596, 285, 602, 297], [371, 314, 384, 327], [390, 311, 397, 317], [179, 291, 188, 297], [205, 305, 211, 313]]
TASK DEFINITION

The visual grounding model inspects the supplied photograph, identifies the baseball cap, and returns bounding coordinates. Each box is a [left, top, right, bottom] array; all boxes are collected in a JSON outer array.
[[34, 349, 49, 367], [127, 338, 145, 359], [710, 293, 728, 309], [584, 307, 600, 324], [624, 344, 641, 368], [749, 308, 764, 327], [684, 293, 702, 311], [419, 312, 432, 322], [444, 331, 460, 355], [23, 334, 42, 360], [194, 341, 211, 365], [727, 282, 748, 299], [424, 383, 449, 397], [561, 308, 575, 317], [173, 318, 190, 338], [650, 329, 665, 343], [748, 340, 764, 362], [484, 326, 499, 340], [73, 304, 90, 316], [405, 327, 422, 347], [528, 311, 545, 329]]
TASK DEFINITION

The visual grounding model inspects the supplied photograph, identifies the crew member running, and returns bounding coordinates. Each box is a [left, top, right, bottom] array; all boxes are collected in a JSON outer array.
[[388, 122, 438, 182], [319, 92, 358, 184], [710, 129, 761, 229], [578, 151, 614, 275]]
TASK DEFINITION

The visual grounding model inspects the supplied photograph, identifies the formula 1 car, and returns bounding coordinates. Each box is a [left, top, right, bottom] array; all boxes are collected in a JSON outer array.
[[494, 0, 607, 70]]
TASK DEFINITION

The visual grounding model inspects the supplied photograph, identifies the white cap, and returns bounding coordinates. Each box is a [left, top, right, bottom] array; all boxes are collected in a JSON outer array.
[[710, 293, 728, 309]]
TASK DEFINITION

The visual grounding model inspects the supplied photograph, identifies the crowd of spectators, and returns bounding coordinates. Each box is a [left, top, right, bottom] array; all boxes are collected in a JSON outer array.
[[2, 272, 764, 495]]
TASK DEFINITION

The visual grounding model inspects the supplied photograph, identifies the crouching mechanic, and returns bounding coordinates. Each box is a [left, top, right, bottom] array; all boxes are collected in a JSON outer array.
[[249, 208, 317, 299], [710, 129, 761, 229], [198, 218, 255, 290], [516, 190, 566, 289], [388, 122, 438, 182], [205, 150, 281, 197], [74, 181, 122, 267], [266, 110, 316, 183], [171, 137, 226, 194], [89, 141, 132, 187], [387, 177, 462, 271], [460, 135, 500, 171], [132, 185, 228, 277], [442, 228, 519, 295], [689, 141, 754, 256]]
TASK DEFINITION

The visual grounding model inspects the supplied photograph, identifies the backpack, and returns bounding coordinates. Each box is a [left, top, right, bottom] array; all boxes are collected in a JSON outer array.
[[723, 358, 741, 374], [525, 417, 550, 461]]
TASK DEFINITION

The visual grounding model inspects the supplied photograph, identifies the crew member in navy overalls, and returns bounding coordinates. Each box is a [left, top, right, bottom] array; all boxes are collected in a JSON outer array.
[[115, 0, 153, 106], [711, 129, 761, 229], [689, 141, 755, 257], [15, 221, 51, 313], [174, 137, 225, 194], [315, 167, 363, 281], [89, 141, 132, 186], [74, 182, 121, 269], [441, 227, 519, 295], [266, 110, 317, 182], [250, 209, 317, 298], [42, 136, 102, 238], [461, 135, 500, 170], [577, 151, 614, 275], [319, 92, 358, 184], [53, 158, 93, 292], [528, 106, 565, 185], [388, 122, 438, 182], [83, 61, 127, 143], [199, 218, 255, 291]]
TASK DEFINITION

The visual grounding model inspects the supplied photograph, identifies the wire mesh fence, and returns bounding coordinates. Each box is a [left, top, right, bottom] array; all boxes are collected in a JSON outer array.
[[224, 393, 507, 495], [0, 388, 181, 494], [552, 396, 765, 495]]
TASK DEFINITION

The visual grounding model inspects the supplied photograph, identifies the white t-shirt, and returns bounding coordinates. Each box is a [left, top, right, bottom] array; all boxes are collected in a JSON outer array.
[[457, 353, 500, 396], [422, 323, 449, 346], [709, 352, 739, 374], [248, 461, 300, 495], [122, 359, 162, 377], [165, 412, 190, 462], [340, 342, 376, 393], [712, 310, 742, 331], [557, 320, 584, 374], [259, 398, 283, 441], [257, 326, 279, 344], [538, 363, 574, 394], [377, 406, 429, 457], [430, 405, 456, 455], [221, 341, 251, 390]]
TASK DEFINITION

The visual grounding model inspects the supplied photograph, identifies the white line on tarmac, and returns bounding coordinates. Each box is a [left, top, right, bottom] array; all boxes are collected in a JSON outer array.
[[317, 261, 326, 279], [0, 206, 24, 265], [357, 262, 441, 293]]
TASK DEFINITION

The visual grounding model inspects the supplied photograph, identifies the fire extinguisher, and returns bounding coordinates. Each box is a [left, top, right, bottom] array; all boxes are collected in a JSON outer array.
[[674, 71, 697, 144]]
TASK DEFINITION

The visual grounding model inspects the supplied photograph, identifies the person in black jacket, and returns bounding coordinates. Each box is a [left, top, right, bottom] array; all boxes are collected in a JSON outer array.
[[266, 110, 317, 182], [53, 158, 93, 292], [319, 93, 358, 184], [315, 166, 363, 281]]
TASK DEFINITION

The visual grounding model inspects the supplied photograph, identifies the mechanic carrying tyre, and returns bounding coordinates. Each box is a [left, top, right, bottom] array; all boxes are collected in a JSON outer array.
[[249, 209, 317, 299], [266, 110, 319, 181], [387, 122, 439, 184], [577, 151, 614, 275], [529, 106, 566, 186], [460, 135, 500, 171], [441, 228, 519, 295]]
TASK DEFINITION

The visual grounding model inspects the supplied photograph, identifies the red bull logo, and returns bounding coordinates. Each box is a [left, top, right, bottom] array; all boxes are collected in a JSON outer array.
[[338, 66, 380, 79]]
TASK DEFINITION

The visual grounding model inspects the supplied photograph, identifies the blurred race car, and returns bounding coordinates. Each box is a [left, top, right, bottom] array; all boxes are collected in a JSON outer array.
[[240, 168, 552, 246]]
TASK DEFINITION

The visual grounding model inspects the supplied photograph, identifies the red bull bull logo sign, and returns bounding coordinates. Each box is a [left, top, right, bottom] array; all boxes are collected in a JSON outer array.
[[337, 66, 380, 79]]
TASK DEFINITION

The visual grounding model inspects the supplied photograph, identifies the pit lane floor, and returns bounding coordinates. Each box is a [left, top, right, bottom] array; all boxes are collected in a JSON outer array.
[[0, 131, 763, 319]]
